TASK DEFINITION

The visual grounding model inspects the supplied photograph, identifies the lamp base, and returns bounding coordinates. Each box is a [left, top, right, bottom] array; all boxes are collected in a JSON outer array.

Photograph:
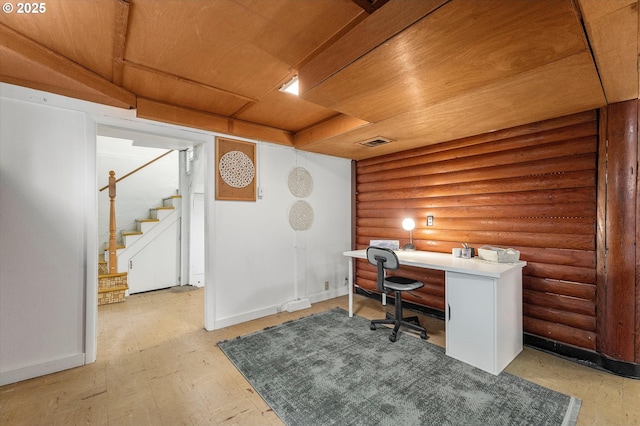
[[402, 243, 416, 251]]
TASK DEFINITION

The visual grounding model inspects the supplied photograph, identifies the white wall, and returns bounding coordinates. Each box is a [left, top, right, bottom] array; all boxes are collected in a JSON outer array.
[[0, 94, 96, 385], [0, 83, 353, 384], [298, 151, 352, 300], [210, 144, 352, 328]]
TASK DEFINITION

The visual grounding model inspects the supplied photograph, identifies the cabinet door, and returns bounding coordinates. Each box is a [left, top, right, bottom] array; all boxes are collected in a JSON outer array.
[[446, 272, 495, 373], [128, 219, 181, 294]]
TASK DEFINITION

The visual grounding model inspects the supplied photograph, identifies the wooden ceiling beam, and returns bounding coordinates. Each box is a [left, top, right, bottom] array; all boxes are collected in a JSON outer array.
[[136, 98, 294, 146], [122, 60, 257, 103], [293, 114, 371, 148], [0, 24, 136, 109], [298, 0, 448, 95], [112, 0, 130, 86]]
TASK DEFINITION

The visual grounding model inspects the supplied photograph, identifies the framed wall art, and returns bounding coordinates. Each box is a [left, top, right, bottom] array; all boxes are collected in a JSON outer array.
[[215, 137, 256, 201]]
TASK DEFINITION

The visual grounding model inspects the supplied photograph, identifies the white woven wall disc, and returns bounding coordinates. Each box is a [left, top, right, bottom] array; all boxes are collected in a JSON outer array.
[[219, 150, 255, 188]]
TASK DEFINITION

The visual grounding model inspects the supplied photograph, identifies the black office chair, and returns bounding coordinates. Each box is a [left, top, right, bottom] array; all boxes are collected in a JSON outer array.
[[367, 246, 428, 342]]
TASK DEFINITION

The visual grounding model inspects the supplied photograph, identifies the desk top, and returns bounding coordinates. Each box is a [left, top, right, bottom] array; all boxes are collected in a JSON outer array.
[[344, 249, 526, 279]]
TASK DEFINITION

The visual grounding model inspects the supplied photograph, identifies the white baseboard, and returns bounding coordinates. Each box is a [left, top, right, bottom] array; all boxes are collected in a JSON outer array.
[[0, 353, 85, 386], [308, 286, 349, 304], [213, 305, 279, 330], [210, 287, 349, 331]]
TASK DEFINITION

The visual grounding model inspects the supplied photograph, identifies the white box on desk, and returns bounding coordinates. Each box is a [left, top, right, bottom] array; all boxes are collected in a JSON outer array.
[[369, 240, 400, 250]]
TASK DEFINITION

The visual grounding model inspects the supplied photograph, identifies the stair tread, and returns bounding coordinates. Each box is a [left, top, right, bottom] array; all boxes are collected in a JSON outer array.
[[101, 193, 179, 265], [98, 285, 129, 293], [103, 244, 125, 249], [98, 272, 128, 278]]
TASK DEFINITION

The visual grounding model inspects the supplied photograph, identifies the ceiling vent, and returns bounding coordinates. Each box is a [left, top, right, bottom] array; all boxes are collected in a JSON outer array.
[[358, 136, 393, 148]]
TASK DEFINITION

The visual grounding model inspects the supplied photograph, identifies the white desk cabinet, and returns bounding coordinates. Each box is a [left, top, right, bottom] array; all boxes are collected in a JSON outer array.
[[445, 268, 523, 375], [344, 249, 525, 375]]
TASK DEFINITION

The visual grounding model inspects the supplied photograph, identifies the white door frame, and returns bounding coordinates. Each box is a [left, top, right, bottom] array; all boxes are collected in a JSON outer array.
[[88, 113, 212, 360]]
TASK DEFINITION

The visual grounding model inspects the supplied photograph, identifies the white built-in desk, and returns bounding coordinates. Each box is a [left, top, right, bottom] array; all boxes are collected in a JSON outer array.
[[343, 249, 526, 375]]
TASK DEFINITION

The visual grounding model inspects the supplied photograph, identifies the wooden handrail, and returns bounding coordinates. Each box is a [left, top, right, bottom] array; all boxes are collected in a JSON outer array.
[[108, 171, 117, 273], [99, 150, 174, 192]]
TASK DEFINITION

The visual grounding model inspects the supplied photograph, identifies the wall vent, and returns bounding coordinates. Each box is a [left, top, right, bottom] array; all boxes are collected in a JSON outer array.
[[359, 137, 393, 147]]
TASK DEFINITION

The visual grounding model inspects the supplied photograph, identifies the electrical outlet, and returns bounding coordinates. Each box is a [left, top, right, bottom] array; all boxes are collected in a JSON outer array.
[[427, 215, 434, 226], [324, 281, 329, 290]]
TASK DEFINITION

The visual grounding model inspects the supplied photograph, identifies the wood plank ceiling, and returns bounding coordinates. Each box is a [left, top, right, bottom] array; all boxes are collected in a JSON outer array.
[[0, 0, 637, 160]]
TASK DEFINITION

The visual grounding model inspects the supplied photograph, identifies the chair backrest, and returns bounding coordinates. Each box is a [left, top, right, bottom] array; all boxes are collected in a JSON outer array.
[[366, 246, 400, 292]]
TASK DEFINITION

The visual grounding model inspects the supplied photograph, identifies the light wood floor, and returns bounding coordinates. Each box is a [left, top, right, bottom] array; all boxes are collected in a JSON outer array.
[[1, 288, 638, 425]]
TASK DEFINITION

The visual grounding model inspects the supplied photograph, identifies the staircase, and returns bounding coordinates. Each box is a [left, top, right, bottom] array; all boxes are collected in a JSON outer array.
[[98, 194, 182, 305], [119, 196, 180, 249], [97, 260, 127, 305]]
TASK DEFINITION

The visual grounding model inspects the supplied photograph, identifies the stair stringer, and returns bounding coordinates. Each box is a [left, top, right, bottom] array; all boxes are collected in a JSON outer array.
[[114, 204, 181, 275]]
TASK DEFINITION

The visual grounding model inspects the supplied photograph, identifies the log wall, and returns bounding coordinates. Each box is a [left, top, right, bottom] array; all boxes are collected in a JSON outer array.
[[598, 100, 640, 364], [355, 111, 598, 351]]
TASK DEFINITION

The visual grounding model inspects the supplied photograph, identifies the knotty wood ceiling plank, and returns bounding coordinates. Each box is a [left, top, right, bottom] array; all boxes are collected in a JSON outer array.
[[0, 0, 118, 81], [578, 0, 635, 20], [298, 52, 605, 160], [578, 0, 639, 102], [0, 0, 630, 160], [301, 0, 591, 124], [124, 0, 361, 99], [123, 0, 287, 98], [0, 25, 135, 109], [298, 0, 448, 94]]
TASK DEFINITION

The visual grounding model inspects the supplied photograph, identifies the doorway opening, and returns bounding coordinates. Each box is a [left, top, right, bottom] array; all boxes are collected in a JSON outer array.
[[96, 123, 205, 304]]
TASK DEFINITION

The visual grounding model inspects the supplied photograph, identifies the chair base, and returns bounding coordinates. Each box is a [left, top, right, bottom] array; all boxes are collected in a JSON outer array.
[[370, 292, 428, 342]]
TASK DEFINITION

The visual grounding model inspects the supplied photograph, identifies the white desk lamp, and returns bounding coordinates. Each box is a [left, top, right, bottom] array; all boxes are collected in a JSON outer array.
[[402, 218, 416, 251]]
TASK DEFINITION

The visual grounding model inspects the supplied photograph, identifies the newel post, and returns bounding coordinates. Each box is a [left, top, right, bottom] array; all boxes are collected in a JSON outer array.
[[108, 171, 117, 274]]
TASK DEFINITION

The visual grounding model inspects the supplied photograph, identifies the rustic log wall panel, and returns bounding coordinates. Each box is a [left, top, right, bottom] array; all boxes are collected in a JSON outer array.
[[597, 100, 639, 363], [354, 111, 598, 351]]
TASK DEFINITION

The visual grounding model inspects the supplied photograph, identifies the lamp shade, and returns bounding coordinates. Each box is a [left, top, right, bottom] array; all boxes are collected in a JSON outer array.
[[401, 218, 416, 251], [402, 218, 416, 231]]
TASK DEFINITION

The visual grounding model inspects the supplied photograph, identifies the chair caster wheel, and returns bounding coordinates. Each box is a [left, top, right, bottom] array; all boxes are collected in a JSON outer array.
[[389, 333, 397, 342], [420, 331, 427, 340], [370, 324, 376, 330]]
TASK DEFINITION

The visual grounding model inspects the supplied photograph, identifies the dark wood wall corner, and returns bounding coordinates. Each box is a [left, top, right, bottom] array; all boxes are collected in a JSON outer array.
[[598, 100, 639, 364], [637, 98, 640, 365], [351, 160, 357, 251], [596, 106, 608, 359]]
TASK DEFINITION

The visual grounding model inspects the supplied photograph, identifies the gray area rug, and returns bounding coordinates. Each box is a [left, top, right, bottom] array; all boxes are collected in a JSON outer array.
[[218, 307, 581, 426]]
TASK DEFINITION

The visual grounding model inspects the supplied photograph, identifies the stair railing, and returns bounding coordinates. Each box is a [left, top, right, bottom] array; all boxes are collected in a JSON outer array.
[[99, 150, 174, 274], [108, 171, 117, 274], [98, 150, 174, 192]]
